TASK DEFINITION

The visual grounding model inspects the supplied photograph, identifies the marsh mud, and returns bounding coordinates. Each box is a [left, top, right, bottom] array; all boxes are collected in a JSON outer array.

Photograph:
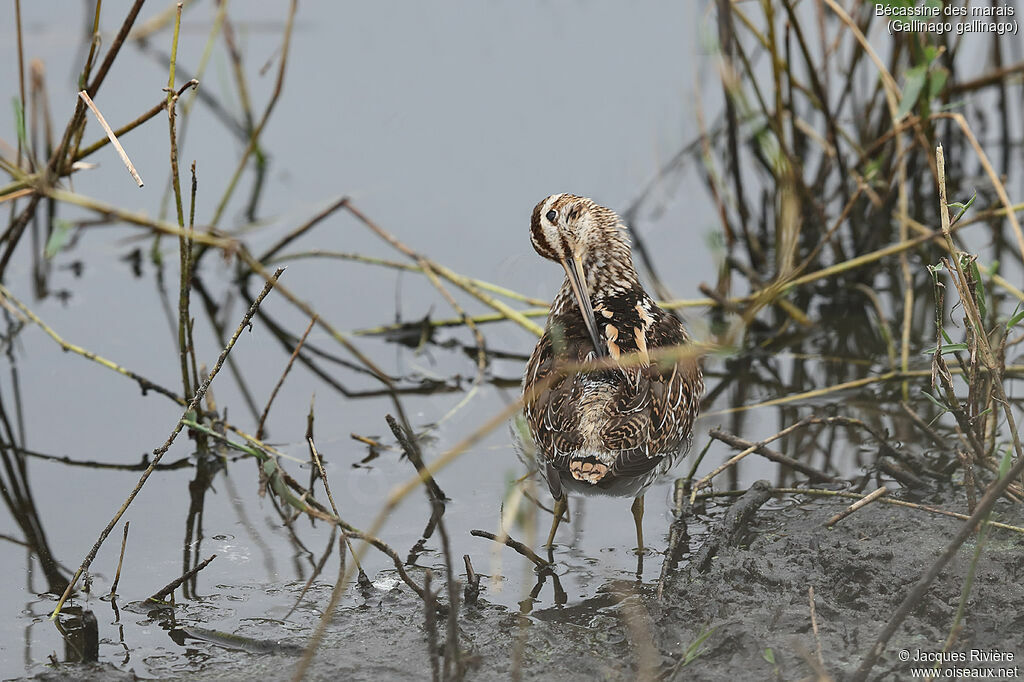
[[27, 486, 1024, 682]]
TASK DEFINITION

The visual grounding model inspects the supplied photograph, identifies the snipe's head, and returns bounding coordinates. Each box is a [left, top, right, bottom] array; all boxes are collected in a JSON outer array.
[[530, 194, 639, 356]]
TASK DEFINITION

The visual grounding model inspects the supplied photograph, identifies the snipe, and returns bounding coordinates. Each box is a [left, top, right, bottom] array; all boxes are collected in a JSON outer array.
[[519, 193, 703, 552]]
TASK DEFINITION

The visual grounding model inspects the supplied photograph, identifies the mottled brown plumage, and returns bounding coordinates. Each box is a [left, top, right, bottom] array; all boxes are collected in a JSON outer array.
[[518, 194, 703, 549]]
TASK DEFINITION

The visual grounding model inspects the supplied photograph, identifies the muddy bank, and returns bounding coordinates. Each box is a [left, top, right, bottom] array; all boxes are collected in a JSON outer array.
[[31, 487, 1024, 681], [652, 492, 1024, 681], [482, 490, 1024, 681]]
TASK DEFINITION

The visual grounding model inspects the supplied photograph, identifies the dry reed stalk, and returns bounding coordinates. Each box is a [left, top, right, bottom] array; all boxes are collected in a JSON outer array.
[[824, 486, 888, 527]]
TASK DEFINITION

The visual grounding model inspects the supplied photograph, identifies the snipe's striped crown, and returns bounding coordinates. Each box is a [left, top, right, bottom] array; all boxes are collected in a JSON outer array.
[[530, 193, 639, 298]]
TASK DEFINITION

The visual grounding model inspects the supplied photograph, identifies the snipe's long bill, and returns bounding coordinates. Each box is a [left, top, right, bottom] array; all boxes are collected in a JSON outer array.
[[518, 193, 703, 553]]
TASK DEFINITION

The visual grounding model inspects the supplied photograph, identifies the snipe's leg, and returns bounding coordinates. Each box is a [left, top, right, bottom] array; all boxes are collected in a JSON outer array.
[[631, 495, 645, 553], [546, 496, 568, 548]]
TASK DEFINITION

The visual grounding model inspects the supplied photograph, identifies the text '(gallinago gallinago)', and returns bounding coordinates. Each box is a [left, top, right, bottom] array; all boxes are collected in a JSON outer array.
[[519, 194, 703, 552]]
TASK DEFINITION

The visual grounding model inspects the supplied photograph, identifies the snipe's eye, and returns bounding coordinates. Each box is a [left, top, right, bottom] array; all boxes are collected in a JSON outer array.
[[545, 210, 557, 222]]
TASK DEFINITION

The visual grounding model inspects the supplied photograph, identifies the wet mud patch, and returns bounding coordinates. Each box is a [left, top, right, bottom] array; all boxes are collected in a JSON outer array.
[[654, 493, 1024, 680], [27, 489, 1023, 681]]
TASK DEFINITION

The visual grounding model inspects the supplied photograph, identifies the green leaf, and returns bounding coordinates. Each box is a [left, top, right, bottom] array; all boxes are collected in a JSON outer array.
[[44, 220, 74, 259], [704, 229, 726, 254], [897, 64, 928, 119], [998, 447, 1014, 479], [864, 157, 882, 182], [763, 648, 776, 665], [928, 66, 949, 99], [681, 626, 717, 666], [921, 390, 949, 412], [921, 343, 968, 355], [11, 97, 26, 148], [181, 418, 261, 458], [948, 191, 977, 225], [1006, 304, 1024, 332]]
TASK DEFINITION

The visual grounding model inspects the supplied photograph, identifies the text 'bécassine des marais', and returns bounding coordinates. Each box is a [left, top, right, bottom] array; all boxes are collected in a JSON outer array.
[[875, 4, 1014, 17]]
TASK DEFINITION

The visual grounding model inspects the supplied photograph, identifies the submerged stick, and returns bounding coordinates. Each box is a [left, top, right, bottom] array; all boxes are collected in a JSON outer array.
[[108, 522, 130, 598], [656, 478, 692, 599], [470, 529, 550, 570], [148, 554, 216, 602], [386, 415, 446, 502], [463, 555, 480, 605], [50, 269, 284, 620], [689, 480, 772, 574]]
